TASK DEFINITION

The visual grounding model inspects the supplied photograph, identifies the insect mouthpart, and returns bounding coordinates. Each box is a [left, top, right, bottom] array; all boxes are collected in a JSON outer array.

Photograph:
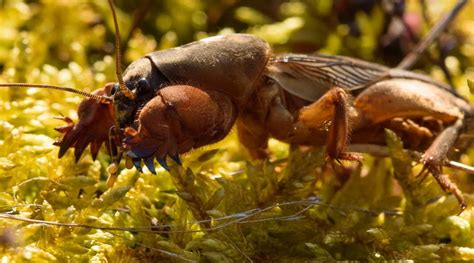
[[113, 88, 139, 129], [112, 77, 156, 130]]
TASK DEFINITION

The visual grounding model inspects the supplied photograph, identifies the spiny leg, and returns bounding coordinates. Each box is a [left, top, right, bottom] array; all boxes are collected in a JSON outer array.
[[431, 172, 466, 212], [298, 87, 361, 162], [420, 118, 466, 210], [326, 88, 349, 159], [354, 79, 469, 210]]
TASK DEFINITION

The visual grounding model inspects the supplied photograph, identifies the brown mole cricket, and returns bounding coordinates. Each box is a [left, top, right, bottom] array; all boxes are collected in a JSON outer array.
[[0, 0, 471, 210]]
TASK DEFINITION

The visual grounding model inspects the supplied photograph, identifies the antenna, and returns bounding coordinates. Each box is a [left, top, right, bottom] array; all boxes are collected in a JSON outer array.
[[107, 0, 135, 100], [0, 83, 112, 103]]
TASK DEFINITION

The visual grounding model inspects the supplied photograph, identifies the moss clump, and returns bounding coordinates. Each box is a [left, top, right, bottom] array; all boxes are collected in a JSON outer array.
[[1, 1, 474, 261]]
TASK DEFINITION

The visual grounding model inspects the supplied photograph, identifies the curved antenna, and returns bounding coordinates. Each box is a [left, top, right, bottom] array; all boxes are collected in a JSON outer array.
[[107, 0, 135, 100], [0, 83, 112, 103]]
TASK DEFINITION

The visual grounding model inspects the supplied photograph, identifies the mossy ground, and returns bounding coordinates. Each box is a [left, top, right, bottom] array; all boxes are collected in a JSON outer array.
[[1, 1, 474, 261]]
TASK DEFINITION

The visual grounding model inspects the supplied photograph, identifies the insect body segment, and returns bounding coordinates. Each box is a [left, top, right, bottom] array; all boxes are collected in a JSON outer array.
[[53, 34, 270, 173], [53, 84, 116, 162], [123, 85, 237, 173], [116, 34, 269, 173], [2, 33, 472, 209]]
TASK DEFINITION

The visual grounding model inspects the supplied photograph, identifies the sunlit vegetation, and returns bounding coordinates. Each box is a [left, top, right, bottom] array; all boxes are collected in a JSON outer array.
[[1, 0, 474, 261]]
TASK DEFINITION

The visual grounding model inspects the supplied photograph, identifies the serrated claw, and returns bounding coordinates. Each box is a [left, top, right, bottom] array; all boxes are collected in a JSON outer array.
[[53, 85, 116, 161], [53, 115, 74, 124], [144, 157, 156, 175], [127, 150, 139, 159], [157, 157, 169, 171], [53, 139, 63, 146], [126, 140, 158, 159], [132, 158, 143, 173], [54, 125, 73, 134], [169, 154, 182, 165]]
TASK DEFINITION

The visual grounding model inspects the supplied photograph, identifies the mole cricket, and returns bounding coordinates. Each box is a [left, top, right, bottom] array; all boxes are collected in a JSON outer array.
[[0, 0, 471, 210]]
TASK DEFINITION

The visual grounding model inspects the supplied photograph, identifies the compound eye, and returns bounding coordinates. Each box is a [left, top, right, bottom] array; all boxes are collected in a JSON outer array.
[[138, 78, 150, 90], [110, 83, 120, 95], [136, 78, 151, 94]]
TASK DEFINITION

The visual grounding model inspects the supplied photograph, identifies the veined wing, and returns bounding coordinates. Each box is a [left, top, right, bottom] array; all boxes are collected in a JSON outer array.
[[267, 53, 459, 102], [267, 53, 390, 101]]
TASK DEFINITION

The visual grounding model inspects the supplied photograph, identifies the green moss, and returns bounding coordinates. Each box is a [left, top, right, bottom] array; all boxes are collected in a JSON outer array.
[[1, 1, 474, 261]]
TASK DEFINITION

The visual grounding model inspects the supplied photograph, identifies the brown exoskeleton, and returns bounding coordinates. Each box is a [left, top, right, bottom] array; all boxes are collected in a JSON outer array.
[[1, 0, 470, 210]]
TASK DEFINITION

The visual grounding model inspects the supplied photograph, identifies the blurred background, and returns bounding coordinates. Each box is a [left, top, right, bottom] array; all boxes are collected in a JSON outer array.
[[1, 0, 474, 261], [1, 0, 474, 86]]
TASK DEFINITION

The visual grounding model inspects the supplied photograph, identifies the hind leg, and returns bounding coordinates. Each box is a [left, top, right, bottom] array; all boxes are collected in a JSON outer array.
[[355, 79, 468, 210], [420, 118, 466, 210]]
